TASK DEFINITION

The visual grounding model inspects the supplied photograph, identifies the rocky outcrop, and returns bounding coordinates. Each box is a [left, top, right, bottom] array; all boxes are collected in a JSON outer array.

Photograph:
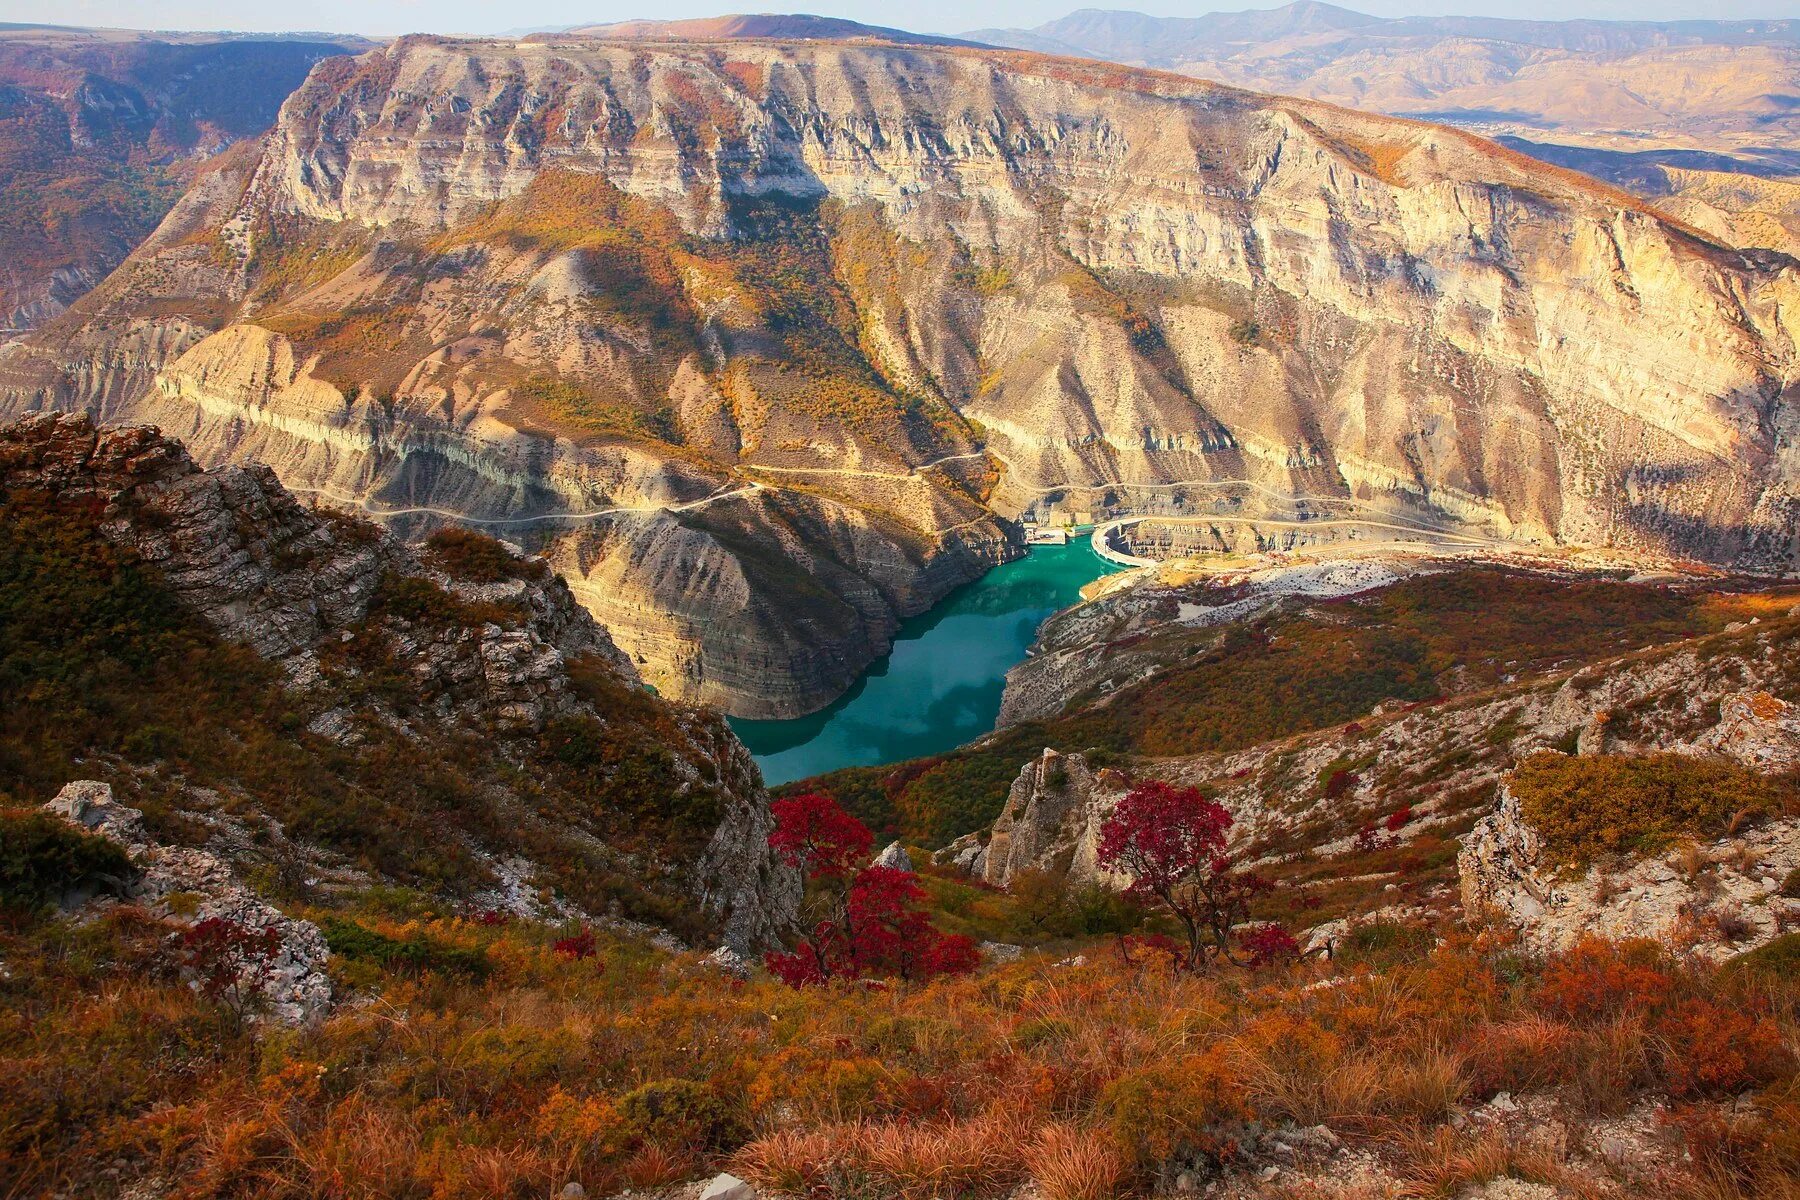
[[1460, 776, 1800, 962], [932, 832, 989, 877], [982, 750, 1129, 888], [3, 412, 800, 951], [1460, 687, 1800, 960], [46, 780, 333, 1024], [1692, 689, 1800, 771], [9, 35, 1800, 717], [873, 841, 915, 872]]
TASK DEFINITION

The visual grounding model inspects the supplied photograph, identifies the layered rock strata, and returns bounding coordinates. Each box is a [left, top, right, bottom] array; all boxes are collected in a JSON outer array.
[[5, 36, 1800, 714]]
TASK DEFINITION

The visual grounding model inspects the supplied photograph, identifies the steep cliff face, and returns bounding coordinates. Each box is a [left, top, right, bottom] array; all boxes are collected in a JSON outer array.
[[5, 35, 1799, 714], [0, 412, 800, 949]]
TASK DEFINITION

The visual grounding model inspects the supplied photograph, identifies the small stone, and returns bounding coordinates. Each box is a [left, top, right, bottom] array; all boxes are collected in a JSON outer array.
[[700, 1173, 755, 1200], [1174, 1171, 1200, 1192], [560, 1184, 586, 1200]]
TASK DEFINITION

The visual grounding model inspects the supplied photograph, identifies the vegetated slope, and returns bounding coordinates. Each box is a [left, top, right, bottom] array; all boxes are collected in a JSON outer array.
[[968, 3, 1800, 250], [0, 26, 371, 333], [795, 564, 1800, 846], [3, 33, 1798, 719], [12, 556, 1800, 1200], [0, 412, 797, 947]]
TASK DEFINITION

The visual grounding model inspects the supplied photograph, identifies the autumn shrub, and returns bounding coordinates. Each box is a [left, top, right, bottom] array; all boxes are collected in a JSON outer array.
[[1511, 751, 1796, 866], [1655, 998, 1791, 1098], [1534, 937, 1675, 1021], [424, 527, 546, 584], [1099, 1051, 1244, 1167]]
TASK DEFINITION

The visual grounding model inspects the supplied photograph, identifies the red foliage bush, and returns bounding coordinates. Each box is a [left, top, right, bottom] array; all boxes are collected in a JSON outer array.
[[179, 917, 282, 1013], [553, 928, 599, 960], [1385, 807, 1413, 832], [1655, 998, 1790, 1098], [1237, 923, 1301, 967], [1096, 781, 1292, 970], [765, 795, 976, 987], [768, 792, 873, 879]]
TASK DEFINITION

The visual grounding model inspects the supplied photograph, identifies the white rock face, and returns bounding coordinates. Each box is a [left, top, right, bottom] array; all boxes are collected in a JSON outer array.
[[983, 749, 1131, 889], [45, 781, 334, 1024], [873, 841, 914, 872]]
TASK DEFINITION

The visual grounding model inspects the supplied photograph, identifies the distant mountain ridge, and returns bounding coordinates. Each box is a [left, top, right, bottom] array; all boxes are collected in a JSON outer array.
[[965, 2, 1800, 253], [967, 3, 1800, 66], [543, 14, 979, 46]]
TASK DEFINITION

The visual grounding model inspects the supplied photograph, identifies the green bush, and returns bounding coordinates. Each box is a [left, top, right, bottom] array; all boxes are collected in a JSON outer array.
[[0, 809, 135, 912], [617, 1078, 746, 1151], [1335, 920, 1436, 969], [1511, 752, 1795, 866], [319, 917, 490, 979], [1724, 933, 1800, 981]]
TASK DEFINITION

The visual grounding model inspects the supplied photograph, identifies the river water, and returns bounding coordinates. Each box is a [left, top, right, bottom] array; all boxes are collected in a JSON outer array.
[[729, 540, 1120, 785]]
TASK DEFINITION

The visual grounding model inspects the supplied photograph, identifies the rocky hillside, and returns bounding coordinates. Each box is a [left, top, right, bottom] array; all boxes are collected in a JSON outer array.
[[929, 563, 1800, 964], [0, 412, 798, 949], [0, 26, 370, 334], [3, 33, 1799, 717]]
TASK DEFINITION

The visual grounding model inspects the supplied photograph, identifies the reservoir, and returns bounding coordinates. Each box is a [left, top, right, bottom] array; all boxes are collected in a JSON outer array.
[[730, 540, 1120, 785]]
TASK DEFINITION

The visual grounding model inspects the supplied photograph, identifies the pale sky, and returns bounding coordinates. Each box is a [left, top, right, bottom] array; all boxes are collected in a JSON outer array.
[[5, 0, 1795, 40]]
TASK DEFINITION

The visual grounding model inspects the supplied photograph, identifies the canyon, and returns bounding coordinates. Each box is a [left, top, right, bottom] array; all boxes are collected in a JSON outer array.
[[2, 29, 1799, 720]]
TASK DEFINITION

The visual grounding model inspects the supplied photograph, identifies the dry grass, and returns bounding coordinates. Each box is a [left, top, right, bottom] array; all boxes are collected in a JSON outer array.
[[1023, 1124, 1128, 1200]]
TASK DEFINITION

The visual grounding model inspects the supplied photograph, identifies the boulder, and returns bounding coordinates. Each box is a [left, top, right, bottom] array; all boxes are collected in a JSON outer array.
[[872, 841, 914, 872], [931, 832, 987, 877], [700, 1173, 755, 1200]]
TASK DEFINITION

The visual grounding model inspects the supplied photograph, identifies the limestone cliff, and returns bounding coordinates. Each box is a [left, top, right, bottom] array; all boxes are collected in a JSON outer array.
[[5, 35, 1800, 715]]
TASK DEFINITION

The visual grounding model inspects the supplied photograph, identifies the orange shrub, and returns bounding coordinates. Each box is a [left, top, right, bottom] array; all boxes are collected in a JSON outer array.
[[1534, 937, 1676, 1021], [1656, 998, 1791, 1099]]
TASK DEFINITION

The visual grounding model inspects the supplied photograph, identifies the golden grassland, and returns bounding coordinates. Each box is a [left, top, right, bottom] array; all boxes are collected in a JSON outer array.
[[7, 892, 1800, 1199]]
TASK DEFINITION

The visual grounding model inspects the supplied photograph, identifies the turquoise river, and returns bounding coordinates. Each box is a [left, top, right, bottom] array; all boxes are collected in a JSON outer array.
[[729, 540, 1120, 785]]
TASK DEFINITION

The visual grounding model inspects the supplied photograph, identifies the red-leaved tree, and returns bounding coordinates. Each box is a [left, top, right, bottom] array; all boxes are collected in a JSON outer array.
[[1095, 780, 1293, 971], [765, 793, 978, 986]]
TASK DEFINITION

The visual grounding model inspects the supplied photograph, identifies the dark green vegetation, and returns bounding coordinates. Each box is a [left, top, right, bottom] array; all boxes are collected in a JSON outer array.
[[1512, 751, 1800, 866], [0, 489, 723, 934], [792, 570, 1782, 846], [0, 809, 134, 913]]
